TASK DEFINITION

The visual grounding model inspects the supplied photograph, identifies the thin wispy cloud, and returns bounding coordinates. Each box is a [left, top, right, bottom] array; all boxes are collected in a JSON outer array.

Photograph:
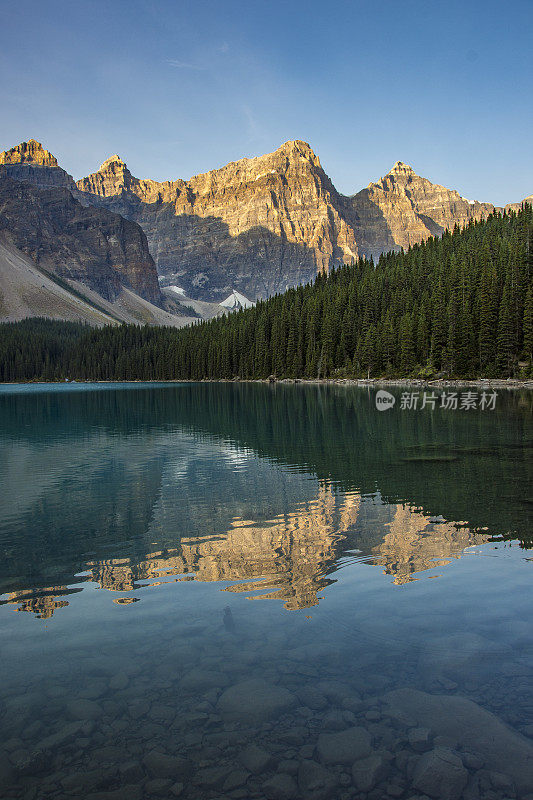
[[166, 59, 205, 70], [242, 105, 268, 145]]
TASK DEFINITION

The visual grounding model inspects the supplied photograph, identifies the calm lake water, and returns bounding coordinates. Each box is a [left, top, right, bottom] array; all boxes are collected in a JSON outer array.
[[0, 382, 532, 800]]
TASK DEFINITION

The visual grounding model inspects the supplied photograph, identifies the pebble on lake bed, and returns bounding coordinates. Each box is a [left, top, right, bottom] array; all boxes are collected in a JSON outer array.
[[316, 726, 372, 765]]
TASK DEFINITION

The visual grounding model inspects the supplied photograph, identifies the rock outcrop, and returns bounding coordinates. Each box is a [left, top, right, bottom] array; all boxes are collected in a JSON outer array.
[[77, 153, 163, 200], [0, 139, 59, 167], [0, 139, 77, 190], [0, 174, 162, 304], [76, 141, 359, 301], [350, 161, 497, 260], [0, 237, 195, 327], [505, 193, 533, 214]]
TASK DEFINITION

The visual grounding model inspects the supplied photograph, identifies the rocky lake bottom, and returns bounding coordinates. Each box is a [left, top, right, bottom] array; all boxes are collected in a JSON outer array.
[[2, 597, 533, 800]]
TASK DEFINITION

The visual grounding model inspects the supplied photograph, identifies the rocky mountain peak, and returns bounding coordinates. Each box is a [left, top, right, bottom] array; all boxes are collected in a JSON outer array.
[[351, 160, 497, 260], [278, 139, 320, 166], [387, 161, 416, 178], [77, 153, 141, 199], [99, 154, 129, 172], [0, 139, 75, 190], [0, 139, 59, 167]]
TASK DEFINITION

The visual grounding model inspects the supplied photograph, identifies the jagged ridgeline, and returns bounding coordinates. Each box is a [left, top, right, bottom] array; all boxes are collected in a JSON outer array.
[[1, 205, 532, 381]]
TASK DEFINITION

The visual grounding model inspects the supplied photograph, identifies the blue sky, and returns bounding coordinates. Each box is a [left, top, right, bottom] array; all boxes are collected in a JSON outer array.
[[1, 0, 531, 205]]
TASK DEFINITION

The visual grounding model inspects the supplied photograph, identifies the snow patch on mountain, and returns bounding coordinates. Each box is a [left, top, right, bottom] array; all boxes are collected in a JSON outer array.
[[220, 290, 255, 310]]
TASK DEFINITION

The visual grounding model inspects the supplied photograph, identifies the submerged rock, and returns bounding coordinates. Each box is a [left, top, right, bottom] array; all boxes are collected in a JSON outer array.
[[412, 748, 468, 800], [145, 777, 173, 795], [297, 759, 337, 798], [119, 761, 144, 783], [35, 721, 83, 752], [296, 686, 328, 710], [0, 753, 14, 785], [408, 726, 433, 753], [217, 678, 297, 722], [85, 787, 142, 800], [316, 726, 372, 765], [419, 632, 511, 679], [61, 767, 116, 794], [108, 672, 129, 691], [180, 669, 228, 692], [142, 750, 190, 780], [8, 747, 47, 776], [382, 688, 533, 794], [239, 744, 274, 774], [263, 772, 298, 800], [223, 769, 250, 791], [315, 680, 356, 705], [352, 753, 389, 792], [193, 764, 232, 788]]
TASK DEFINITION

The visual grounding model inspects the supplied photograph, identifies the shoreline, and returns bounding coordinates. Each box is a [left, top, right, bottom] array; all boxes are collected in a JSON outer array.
[[2, 378, 533, 389], [286, 378, 533, 389]]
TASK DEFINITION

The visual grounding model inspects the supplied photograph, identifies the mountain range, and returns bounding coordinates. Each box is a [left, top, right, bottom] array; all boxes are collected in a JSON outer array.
[[0, 138, 530, 322]]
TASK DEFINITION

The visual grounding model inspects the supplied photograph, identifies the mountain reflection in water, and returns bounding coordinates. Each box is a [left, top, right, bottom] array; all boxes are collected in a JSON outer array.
[[3, 490, 490, 618], [1, 382, 527, 619]]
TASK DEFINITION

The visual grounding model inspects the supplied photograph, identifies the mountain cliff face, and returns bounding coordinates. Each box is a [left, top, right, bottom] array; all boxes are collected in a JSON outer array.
[[0, 174, 162, 304], [76, 141, 359, 301], [77, 146, 528, 298], [1, 139, 529, 305], [350, 161, 497, 259]]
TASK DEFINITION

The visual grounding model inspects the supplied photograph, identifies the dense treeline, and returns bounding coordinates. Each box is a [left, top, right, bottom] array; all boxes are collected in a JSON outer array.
[[0, 319, 89, 383], [1, 206, 532, 382]]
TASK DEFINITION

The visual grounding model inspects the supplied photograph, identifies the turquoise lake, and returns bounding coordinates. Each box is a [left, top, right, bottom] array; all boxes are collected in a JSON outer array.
[[0, 382, 532, 800]]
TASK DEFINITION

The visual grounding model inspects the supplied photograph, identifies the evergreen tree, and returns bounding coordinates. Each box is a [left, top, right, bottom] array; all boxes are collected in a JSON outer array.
[[523, 286, 533, 370], [479, 266, 498, 372], [399, 314, 415, 374], [497, 278, 515, 375]]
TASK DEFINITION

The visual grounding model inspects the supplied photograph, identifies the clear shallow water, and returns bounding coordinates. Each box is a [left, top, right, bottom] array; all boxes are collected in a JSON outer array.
[[0, 382, 532, 800]]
